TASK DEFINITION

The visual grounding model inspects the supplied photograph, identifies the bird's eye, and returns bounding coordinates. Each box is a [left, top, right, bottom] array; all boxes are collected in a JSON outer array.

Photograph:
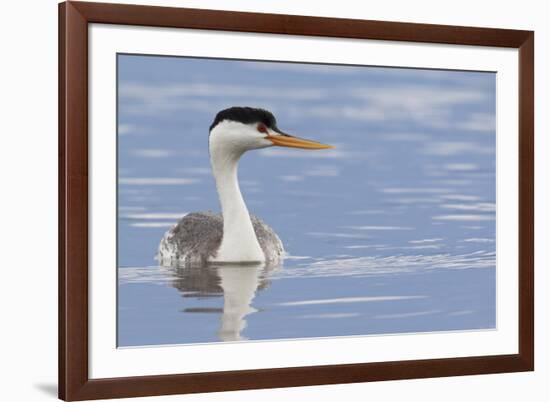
[[257, 123, 268, 134]]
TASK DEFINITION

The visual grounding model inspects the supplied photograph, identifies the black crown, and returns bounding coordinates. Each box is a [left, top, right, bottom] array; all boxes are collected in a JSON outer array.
[[209, 107, 278, 132]]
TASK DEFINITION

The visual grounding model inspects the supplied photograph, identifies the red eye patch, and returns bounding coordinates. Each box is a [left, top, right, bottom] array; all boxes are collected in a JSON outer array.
[[257, 123, 268, 133]]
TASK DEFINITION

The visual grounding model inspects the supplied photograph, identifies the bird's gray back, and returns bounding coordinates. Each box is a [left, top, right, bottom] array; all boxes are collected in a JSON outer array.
[[158, 212, 223, 267], [157, 211, 284, 267]]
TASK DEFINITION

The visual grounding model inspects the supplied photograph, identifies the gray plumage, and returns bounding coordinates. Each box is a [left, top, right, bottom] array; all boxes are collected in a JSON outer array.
[[157, 211, 284, 267]]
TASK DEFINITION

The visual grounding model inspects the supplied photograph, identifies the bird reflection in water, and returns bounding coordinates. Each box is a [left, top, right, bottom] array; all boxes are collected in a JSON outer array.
[[167, 263, 279, 341]]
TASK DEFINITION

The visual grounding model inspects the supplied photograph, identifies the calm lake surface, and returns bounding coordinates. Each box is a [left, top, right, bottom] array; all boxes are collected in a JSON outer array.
[[117, 55, 496, 347]]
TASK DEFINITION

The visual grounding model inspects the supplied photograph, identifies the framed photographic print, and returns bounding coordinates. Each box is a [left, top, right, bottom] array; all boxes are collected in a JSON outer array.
[[59, 1, 534, 400]]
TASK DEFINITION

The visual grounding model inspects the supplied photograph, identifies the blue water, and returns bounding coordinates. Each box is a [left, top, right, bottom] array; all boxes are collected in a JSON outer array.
[[117, 54, 496, 347]]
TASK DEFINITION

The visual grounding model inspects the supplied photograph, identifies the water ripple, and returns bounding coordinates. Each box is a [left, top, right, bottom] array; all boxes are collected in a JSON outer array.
[[278, 250, 495, 279], [119, 250, 495, 285]]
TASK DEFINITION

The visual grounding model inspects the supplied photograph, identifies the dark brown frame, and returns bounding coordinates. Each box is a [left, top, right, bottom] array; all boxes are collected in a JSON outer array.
[[59, 1, 534, 400]]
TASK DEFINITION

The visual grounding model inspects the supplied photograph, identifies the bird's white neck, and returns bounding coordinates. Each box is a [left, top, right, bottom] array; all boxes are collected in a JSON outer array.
[[209, 145, 264, 262]]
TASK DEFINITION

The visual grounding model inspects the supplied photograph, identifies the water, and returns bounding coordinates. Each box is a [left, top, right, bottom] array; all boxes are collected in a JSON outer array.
[[117, 54, 496, 347]]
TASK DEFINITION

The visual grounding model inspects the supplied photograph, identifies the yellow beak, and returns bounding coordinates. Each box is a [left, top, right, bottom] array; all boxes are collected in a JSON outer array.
[[266, 134, 334, 150]]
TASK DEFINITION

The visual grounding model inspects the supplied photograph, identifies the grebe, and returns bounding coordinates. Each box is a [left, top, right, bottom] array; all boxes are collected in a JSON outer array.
[[158, 107, 333, 266]]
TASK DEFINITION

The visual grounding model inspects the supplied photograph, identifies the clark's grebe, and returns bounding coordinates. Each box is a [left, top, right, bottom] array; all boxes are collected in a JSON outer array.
[[158, 107, 333, 266]]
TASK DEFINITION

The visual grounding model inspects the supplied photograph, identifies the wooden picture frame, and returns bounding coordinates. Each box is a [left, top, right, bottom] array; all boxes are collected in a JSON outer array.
[[59, 1, 534, 400]]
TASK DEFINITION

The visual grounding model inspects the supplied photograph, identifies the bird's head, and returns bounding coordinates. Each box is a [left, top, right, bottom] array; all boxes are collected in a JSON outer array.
[[209, 107, 333, 155]]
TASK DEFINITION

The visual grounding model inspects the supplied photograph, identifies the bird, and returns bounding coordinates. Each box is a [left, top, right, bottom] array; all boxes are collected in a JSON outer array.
[[157, 106, 333, 267]]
